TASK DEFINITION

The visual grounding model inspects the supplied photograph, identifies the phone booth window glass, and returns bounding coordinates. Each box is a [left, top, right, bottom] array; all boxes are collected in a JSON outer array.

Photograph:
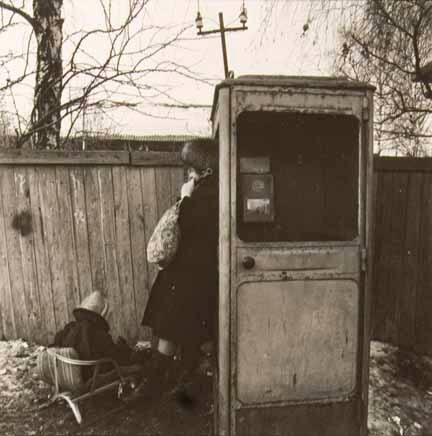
[[237, 112, 359, 242]]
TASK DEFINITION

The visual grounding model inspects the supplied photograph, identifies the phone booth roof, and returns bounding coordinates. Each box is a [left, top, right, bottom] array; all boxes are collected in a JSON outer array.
[[211, 75, 375, 121]]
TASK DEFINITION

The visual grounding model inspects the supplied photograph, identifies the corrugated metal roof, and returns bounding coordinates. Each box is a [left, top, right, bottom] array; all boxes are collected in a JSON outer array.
[[82, 134, 204, 142]]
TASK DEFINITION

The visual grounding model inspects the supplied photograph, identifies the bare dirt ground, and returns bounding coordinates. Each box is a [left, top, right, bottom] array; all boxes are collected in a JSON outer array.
[[1, 339, 432, 436]]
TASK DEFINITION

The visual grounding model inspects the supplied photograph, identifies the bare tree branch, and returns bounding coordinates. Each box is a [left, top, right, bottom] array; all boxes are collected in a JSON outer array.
[[0, 1, 36, 29], [0, 0, 207, 148]]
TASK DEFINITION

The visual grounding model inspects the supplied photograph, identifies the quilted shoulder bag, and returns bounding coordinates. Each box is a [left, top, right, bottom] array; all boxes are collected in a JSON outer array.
[[146, 200, 182, 268]]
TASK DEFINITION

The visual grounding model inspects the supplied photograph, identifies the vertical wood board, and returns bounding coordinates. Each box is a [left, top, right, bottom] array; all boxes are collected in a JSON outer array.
[[399, 173, 423, 349], [415, 174, 432, 354], [13, 168, 42, 341], [97, 167, 121, 338], [140, 167, 159, 292], [112, 166, 138, 341], [155, 167, 172, 218], [69, 167, 93, 300], [38, 167, 70, 331], [83, 167, 107, 295], [55, 168, 81, 320], [28, 167, 57, 343], [1, 166, 30, 339], [388, 173, 409, 346], [126, 168, 149, 339], [373, 172, 395, 343], [0, 167, 16, 339]]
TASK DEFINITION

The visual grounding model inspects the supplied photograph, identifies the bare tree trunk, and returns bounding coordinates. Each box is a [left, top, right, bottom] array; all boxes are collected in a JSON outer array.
[[33, 0, 63, 149]]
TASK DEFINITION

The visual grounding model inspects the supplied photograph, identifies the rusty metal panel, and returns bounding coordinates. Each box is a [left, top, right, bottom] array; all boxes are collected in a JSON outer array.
[[236, 399, 362, 436], [236, 280, 359, 404], [237, 246, 359, 274], [233, 88, 364, 120]]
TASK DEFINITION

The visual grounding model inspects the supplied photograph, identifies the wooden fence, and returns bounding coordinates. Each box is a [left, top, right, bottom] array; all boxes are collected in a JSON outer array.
[[372, 156, 432, 355], [0, 150, 185, 345], [1, 151, 432, 356]]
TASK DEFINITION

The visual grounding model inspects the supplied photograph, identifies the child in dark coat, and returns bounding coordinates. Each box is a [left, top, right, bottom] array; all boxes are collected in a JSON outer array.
[[52, 291, 139, 382]]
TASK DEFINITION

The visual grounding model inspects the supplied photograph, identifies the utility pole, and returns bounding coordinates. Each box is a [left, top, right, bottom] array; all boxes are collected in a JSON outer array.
[[195, 6, 248, 79], [219, 13, 229, 79]]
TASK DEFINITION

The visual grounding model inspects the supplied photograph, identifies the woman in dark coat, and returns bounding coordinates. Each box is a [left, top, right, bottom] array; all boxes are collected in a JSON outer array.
[[139, 138, 219, 396]]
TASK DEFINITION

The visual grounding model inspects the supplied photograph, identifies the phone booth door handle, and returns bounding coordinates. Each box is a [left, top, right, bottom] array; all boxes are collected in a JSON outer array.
[[242, 256, 255, 269]]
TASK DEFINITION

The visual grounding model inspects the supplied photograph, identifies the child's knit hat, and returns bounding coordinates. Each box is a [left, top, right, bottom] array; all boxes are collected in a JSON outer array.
[[73, 291, 109, 320]]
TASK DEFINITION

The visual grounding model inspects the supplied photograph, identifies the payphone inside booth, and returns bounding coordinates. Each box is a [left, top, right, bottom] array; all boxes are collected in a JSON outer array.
[[212, 76, 374, 436]]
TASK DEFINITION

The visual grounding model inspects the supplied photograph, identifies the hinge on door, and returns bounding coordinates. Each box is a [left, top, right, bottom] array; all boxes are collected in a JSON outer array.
[[361, 248, 367, 272], [235, 400, 243, 410]]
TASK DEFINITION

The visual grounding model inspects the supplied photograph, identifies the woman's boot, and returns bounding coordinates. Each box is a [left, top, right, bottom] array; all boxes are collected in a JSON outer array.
[[125, 351, 174, 402], [172, 345, 202, 411]]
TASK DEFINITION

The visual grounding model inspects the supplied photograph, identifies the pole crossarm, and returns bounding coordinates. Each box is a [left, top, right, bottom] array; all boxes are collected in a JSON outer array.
[[197, 26, 248, 36], [195, 11, 247, 79]]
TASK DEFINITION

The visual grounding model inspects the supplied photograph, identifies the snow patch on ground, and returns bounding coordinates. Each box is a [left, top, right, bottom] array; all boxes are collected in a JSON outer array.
[[368, 341, 432, 436], [0, 340, 50, 412], [1, 339, 432, 435]]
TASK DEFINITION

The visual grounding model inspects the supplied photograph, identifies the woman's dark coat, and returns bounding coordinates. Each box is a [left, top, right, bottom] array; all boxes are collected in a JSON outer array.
[[53, 309, 132, 380], [142, 176, 219, 349]]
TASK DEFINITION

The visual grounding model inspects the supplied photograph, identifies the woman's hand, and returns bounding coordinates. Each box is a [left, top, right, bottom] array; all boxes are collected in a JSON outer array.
[[181, 178, 195, 198]]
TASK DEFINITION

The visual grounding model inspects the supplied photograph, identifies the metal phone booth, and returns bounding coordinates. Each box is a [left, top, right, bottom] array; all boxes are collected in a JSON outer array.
[[212, 76, 374, 436]]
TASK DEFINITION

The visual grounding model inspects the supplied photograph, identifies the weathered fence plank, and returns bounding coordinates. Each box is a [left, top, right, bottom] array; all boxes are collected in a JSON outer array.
[[155, 167, 173, 217], [388, 173, 409, 344], [0, 168, 15, 339], [2, 167, 30, 339], [126, 168, 148, 339], [84, 168, 107, 296], [373, 172, 394, 342], [98, 167, 121, 338], [399, 173, 423, 349], [113, 166, 139, 342], [38, 168, 70, 334], [170, 168, 185, 202], [0, 300, 3, 340], [371, 170, 380, 340], [14, 168, 42, 342], [56, 168, 81, 321], [29, 168, 57, 343], [140, 167, 162, 293], [69, 168, 93, 301], [415, 174, 432, 355]]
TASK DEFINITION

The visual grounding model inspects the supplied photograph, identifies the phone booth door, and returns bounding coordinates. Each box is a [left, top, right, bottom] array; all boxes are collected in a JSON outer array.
[[214, 77, 374, 436]]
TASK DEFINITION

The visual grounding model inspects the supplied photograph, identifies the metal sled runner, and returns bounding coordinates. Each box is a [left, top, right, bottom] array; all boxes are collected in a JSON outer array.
[[37, 347, 140, 424]]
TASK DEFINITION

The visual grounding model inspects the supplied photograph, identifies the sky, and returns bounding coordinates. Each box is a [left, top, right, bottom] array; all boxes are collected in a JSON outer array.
[[130, 0, 341, 136], [2, 0, 345, 137]]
